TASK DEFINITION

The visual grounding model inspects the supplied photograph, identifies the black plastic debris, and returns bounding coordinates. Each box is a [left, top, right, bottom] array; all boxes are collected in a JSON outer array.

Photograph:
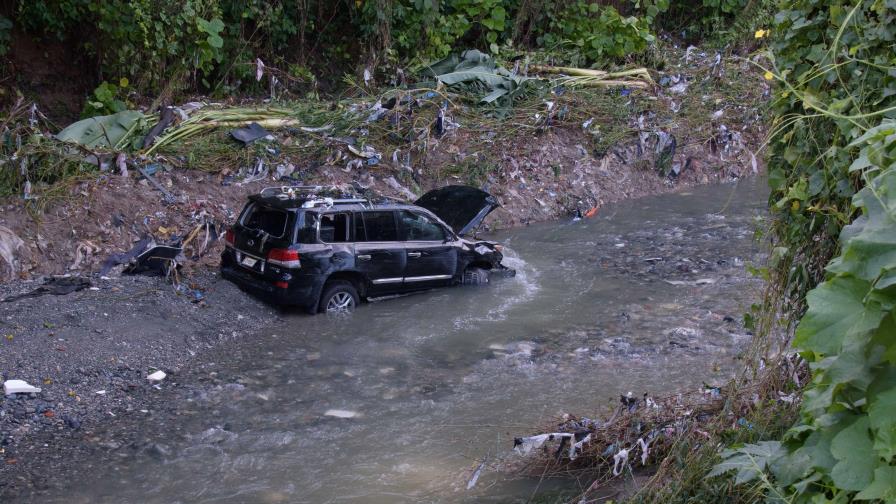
[[99, 238, 182, 277], [125, 244, 182, 276], [100, 237, 152, 276], [231, 122, 273, 144], [2, 276, 92, 302], [142, 106, 176, 149]]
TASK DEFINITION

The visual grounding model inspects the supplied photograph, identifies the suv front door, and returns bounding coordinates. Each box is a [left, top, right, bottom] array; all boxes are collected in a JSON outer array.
[[354, 210, 406, 295], [399, 210, 457, 289]]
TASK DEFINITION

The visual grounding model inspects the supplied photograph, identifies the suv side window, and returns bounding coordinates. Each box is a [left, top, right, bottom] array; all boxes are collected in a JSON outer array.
[[320, 212, 351, 243], [358, 211, 398, 242], [296, 212, 318, 244], [399, 210, 447, 241]]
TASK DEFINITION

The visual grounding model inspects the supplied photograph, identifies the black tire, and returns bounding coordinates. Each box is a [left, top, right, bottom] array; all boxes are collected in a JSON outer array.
[[462, 267, 489, 285], [318, 280, 360, 314]]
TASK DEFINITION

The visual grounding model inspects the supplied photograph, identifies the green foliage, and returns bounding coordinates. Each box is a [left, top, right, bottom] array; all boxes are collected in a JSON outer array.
[[5, 0, 771, 99], [530, 1, 655, 66], [0, 15, 12, 56], [653, 0, 750, 43], [707, 2, 896, 501], [82, 81, 128, 117], [764, 0, 896, 325], [716, 123, 896, 501]]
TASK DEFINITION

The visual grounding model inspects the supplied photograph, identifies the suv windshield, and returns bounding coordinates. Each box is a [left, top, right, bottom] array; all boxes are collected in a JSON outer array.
[[242, 203, 288, 237]]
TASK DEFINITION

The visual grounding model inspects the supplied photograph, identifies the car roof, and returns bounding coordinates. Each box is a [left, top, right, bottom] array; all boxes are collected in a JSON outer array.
[[248, 193, 418, 212]]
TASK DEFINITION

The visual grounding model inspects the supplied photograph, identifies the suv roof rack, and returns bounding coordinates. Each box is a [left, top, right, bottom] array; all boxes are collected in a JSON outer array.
[[258, 185, 375, 209], [259, 185, 348, 197]]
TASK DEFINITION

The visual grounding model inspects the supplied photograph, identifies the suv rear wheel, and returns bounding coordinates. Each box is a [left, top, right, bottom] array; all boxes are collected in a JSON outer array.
[[319, 280, 360, 313], [463, 267, 489, 285]]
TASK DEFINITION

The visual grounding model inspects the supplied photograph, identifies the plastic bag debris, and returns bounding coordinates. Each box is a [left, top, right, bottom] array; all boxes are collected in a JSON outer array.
[[146, 370, 166, 382], [513, 432, 573, 456], [384, 176, 417, 200], [4, 379, 42, 395], [0, 225, 25, 276], [256, 58, 265, 82], [231, 122, 274, 144], [612, 447, 630, 475], [324, 409, 360, 419], [467, 461, 485, 490]]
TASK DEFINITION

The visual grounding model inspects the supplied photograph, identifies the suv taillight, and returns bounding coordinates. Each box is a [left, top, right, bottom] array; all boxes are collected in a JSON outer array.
[[267, 248, 301, 268], [224, 228, 235, 247]]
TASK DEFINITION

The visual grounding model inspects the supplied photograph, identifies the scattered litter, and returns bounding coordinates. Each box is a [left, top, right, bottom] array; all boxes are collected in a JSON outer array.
[[384, 176, 416, 200], [4, 379, 42, 395], [95, 390, 107, 395], [125, 243, 182, 276], [146, 370, 167, 382], [612, 447, 630, 475], [324, 409, 360, 419]]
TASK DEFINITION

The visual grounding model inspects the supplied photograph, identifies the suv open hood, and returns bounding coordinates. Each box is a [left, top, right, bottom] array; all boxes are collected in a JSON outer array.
[[415, 185, 500, 236]]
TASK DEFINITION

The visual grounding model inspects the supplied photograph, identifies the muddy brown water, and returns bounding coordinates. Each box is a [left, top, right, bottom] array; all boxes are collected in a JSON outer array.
[[48, 178, 767, 503]]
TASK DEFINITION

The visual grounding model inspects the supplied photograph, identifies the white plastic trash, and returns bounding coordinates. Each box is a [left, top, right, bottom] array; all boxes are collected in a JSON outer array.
[[4, 379, 42, 395], [324, 409, 359, 419], [146, 370, 166, 382]]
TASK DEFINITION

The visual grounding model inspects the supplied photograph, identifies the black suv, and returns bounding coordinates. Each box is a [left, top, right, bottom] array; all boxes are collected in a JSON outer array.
[[221, 185, 515, 313]]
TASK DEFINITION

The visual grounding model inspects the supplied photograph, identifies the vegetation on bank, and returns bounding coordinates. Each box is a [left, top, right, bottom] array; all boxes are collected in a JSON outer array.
[[636, 1, 896, 502], [0, 0, 770, 114]]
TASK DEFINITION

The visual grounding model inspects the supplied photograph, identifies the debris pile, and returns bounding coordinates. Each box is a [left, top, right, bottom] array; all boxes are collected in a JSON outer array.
[[497, 354, 807, 499]]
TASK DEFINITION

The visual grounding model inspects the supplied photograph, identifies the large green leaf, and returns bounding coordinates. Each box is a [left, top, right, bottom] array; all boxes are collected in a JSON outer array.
[[794, 275, 884, 356], [828, 170, 896, 281], [707, 441, 783, 484], [855, 466, 896, 501], [56, 110, 145, 149], [829, 416, 875, 491]]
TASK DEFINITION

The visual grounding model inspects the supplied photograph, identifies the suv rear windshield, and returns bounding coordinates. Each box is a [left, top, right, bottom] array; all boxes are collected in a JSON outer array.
[[241, 203, 289, 238]]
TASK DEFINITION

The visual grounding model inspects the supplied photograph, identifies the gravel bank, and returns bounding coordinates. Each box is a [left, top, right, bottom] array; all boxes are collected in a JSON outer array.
[[0, 272, 280, 498]]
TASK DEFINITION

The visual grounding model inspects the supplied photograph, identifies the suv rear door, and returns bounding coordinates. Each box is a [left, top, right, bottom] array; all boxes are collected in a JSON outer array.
[[234, 201, 295, 274], [354, 210, 406, 295], [398, 210, 457, 289]]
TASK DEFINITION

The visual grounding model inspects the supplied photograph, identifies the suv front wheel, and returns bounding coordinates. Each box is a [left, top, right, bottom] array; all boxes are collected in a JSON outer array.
[[319, 280, 360, 314], [463, 267, 489, 285]]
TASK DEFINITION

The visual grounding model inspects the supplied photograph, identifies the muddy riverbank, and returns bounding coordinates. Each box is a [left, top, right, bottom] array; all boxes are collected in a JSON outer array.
[[1, 177, 767, 502]]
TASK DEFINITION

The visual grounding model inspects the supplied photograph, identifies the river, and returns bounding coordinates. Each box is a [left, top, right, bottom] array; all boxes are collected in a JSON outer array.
[[52, 177, 767, 503]]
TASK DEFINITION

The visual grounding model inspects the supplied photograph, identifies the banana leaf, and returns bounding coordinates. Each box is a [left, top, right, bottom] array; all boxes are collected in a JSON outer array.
[[419, 50, 540, 108], [56, 111, 146, 150]]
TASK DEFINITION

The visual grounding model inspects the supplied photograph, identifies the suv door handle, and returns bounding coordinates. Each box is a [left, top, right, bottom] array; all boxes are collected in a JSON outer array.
[[407, 252, 422, 258], [357, 254, 372, 261]]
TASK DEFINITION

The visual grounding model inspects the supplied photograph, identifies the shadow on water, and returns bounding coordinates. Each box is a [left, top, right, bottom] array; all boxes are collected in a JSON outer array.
[[58, 178, 768, 503]]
